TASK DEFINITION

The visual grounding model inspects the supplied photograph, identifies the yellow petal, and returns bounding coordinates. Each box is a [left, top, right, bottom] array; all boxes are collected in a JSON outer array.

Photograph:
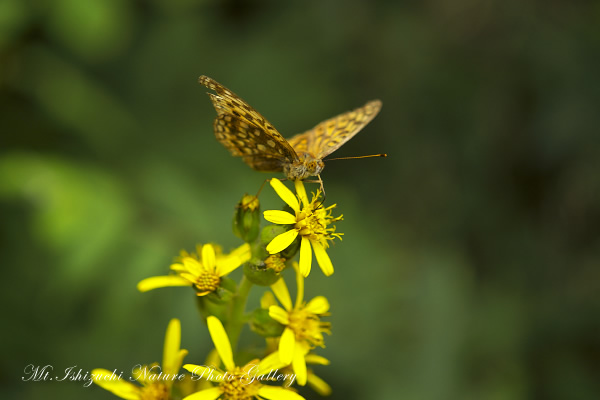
[[202, 244, 216, 271], [170, 262, 186, 272], [183, 386, 224, 400], [231, 242, 251, 260], [299, 237, 312, 277], [175, 349, 189, 374], [312, 240, 334, 276], [162, 319, 182, 376], [270, 276, 292, 311], [292, 347, 307, 386], [183, 257, 203, 275], [264, 210, 297, 225], [279, 327, 296, 365], [215, 243, 251, 276], [92, 368, 140, 400], [307, 372, 332, 396], [293, 262, 304, 308], [203, 348, 221, 370], [257, 351, 285, 375], [215, 260, 242, 277], [270, 179, 300, 212], [130, 365, 145, 383], [183, 364, 224, 383], [182, 272, 204, 284], [258, 386, 306, 400], [304, 354, 330, 365], [266, 229, 298, 254], [260, 291, 277, 309], [137, 276, 191, 292], [215, 256, 242, 277], [294, 180, 309, 206], [206, 316, 235, 372], [268, 305, 290, 325], [304, 296, 330, 315]]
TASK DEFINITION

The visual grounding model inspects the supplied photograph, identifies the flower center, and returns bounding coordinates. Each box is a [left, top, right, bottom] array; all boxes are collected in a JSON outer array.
[[139, 383, 169, 400], [288, 308, 331, 348], [295, 209, 327, 240], [219, 366, 260, 400], [194, 271, 221, 293], [294, 193, 343, 244]]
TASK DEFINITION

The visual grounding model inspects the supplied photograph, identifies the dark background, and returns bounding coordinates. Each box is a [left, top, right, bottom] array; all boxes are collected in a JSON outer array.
[[2, 1, 599, 399]]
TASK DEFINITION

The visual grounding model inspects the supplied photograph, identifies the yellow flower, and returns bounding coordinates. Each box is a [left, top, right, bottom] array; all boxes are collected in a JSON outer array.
[[280, 355, 332, 396], [262, 324, 332, 396], [92, 319, 188, 399], [137, 243, 250, 296], [183, 316, 305, 400], [263, 179, 342, 277], [261, 321, 332, 396], [266, 264, 331, 386], [305, 358, 332, 396]]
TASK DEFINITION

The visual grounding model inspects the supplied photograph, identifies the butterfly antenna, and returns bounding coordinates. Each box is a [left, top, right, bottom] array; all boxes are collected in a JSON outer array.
[[325, 154, 387, 161]]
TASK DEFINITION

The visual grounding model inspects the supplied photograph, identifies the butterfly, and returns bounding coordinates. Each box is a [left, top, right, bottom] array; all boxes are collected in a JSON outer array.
[[198, 75, 382, 182]]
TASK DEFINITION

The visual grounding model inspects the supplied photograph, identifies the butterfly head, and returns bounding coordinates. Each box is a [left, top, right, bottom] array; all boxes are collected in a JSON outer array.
[[283, 154, 324, 181]]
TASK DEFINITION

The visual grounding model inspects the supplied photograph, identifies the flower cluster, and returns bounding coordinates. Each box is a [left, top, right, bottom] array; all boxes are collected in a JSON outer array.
[[93, 179, 342, 399]]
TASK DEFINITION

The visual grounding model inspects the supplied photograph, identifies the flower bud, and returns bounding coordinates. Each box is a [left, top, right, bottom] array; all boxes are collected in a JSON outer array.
[[195, 285, 233, 323], [260, 224, 301, 260], [260, 224, 288, 246], [243, 259, 281, 286], [264, 254, 286, 273], [233, 194, 260, 242], [250, 308, 285, 337]]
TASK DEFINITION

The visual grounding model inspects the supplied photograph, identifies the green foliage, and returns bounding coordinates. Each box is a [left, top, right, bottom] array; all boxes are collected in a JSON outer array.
[[2, 1, 600, 399]]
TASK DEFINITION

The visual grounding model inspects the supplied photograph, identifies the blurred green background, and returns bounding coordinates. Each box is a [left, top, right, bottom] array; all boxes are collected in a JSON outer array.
[[2, 1, 600, 399]]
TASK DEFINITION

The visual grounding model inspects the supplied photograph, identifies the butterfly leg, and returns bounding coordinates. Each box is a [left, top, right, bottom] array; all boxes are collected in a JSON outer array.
[[318, 175, 327, 208], [256, 178, 269, 197], [317, 174, 325, 200], [303, 175, 326, 208]]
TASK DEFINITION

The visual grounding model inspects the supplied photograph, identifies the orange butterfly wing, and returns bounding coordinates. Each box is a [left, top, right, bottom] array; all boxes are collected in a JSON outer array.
[[287, 100, 382, 159], [199, 76, 299, 171]]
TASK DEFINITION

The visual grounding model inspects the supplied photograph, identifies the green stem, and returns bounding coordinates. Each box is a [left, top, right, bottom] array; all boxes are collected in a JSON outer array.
[[226, 275, 253, 353]]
